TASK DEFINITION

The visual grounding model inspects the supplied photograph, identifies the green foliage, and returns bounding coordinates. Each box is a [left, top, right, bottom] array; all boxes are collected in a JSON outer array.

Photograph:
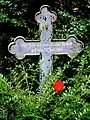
[[0, 44, 90, 119], [0, 58, 90, 119], [0, 0, 27, 26], [54, 9, 90, 39]]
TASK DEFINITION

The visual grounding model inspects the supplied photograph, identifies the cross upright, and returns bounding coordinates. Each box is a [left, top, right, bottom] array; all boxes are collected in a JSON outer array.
[[8, 5, 84, 83]]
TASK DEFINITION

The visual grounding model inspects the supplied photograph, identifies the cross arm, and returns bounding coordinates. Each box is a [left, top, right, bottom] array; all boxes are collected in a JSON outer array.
[[8, 36, 40, 60], [51, 35, 84, 59]]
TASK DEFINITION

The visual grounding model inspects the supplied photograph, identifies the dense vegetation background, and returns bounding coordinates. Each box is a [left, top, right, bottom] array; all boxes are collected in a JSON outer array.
[[0, 0, 90, 119]]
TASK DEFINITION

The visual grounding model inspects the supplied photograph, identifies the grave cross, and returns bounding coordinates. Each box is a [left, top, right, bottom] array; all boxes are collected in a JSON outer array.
[[8, 5, 84, 83]]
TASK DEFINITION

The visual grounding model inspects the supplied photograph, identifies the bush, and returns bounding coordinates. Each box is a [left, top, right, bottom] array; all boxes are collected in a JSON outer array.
[[0, 54, 90, 120]]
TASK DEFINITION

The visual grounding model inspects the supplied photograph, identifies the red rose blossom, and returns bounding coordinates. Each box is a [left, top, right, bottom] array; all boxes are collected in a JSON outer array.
[[52, 80, 64, 92]]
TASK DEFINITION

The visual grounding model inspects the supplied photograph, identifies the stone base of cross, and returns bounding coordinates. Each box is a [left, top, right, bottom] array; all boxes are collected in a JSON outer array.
[[8, 5, 84, 83]]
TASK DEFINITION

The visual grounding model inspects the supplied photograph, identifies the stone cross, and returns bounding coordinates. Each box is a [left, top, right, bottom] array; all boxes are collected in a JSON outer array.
[[8, 5, 84, 83]]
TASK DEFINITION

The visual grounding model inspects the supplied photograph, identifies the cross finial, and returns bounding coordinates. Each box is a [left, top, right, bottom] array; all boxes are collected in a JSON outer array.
[[35, 5, 57, 23]]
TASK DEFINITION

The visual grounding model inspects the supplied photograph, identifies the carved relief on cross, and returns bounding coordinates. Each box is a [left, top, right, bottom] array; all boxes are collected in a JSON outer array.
[[8, 5, 84, 83]]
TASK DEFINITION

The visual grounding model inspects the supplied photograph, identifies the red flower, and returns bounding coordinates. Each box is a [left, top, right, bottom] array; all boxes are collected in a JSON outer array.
[[52, 80, 64, 92]]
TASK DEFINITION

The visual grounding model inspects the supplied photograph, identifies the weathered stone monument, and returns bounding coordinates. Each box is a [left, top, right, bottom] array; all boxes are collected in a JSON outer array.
[[8, 5, 84, 83]]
